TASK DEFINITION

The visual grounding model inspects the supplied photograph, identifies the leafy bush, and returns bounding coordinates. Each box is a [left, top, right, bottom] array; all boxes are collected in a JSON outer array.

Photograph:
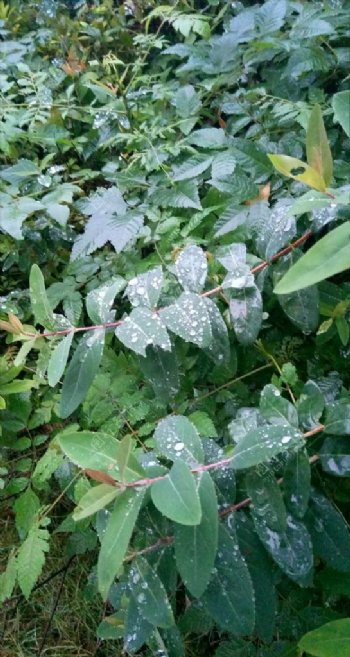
[[1, 1, 350, 655]]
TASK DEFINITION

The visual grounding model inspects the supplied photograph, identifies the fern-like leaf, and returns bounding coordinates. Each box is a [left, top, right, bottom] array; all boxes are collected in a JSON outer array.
[[17, 525, 50, 598]]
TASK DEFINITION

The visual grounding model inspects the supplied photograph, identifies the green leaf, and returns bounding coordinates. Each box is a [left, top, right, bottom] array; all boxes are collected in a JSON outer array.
[[297, 380, 325, 430], [246, 467, 287, 533], [306, 105, 333, 188], [235, 513, 276, 642], [283, 450, 311, 518], [86, 278, 125, 324], [174, 472, 218, 597], [202, 525, 255, 635], [73, 484, 119, 521], [188, 411, 218, 438], [324, 398, 350, 435], [154, 415, 204, 466], [128, 556, 175, 629], [116, 435, 145, 483], [174, 84, 201, 118], [124, 596, 153, 652], [151, 459, 202, 525], [29, 264, 55, 330], [231, 425, 304, 470], [0, 195, 44, 239], [126, 267, 163, 309], [268, 154, 327, 192], [229, 284, 262, 345], [0, 158, 40, 185], [277, 282, 320, 334], [175, 245, 207, 293], [0, 551, 17, 603], [116, 307, 171, 357], [320, 436, 350, 477], [17, 524, 50, 598], [161, 292, 212, 348], [299, 619, 350, 657], [47, 332, 74, 387], [60, 328, 105, 418], [139, 345, 179, 402], [203, 297, 230, 364], [187, 128, 226, 149], [260, 384, 298, 427], [72, 187, 143, 260], [305, 490, 350, 572], [57, 430, 120, 478], [14, 487, 40, 538], [97, 488, 145, 600], [274, 222, 350, 294], [332, 91, 350, 138], [172, 154, 213, 182], [150, 180, 202, 211]]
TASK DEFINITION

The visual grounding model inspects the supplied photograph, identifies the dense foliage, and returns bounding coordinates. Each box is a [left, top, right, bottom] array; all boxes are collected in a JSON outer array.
[[1, 1, 350, 655]]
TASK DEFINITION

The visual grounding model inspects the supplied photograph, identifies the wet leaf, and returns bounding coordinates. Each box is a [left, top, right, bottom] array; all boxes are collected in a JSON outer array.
[[151, 460, 202, 526]]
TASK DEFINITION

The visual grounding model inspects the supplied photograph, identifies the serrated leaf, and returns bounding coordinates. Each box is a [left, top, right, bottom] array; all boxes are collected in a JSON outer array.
[[72, 187, 143, 260], [29, 264, 55, 330], [305, 489, 350, 571], [246, 467, 287, 533], [73, 484, 120, 521], [154, 415, 204, 466], [202, 525, 255, 635], [60, 328, 105, 418], [17, 525, 50, 598], [172, 154, 213, 181], [139, 345, 179, 401], [211, 151, 236, 179], [332, 91, 350, 138], [260, 384, 298, 428], [229, 285, 262, 345], [306, 105, 333, 188], [97, 489, 145, 600], [128, 556, 174, 628], [175, 245, 207, 293], [187, 128, 226, 149], [253, 513, 313, 586], [174, 472, 218, 597], [299, 619, 350, 657], [57, 430, 120, 478], [161, 291, 212, 348], [274, 222, 350, 294], [0, 551, 17, 603], [14, 487, 40, 538], [188, 411, 218, 438], [86, 278, 125, 324], [150, 180, 202, 210], [174, 84, 201, 118], [116, 307, 171, 357], [231, 425, 304, 470], [151, 459, 202, 525], [283, 450, 311, 518], [47, 332, 74, 387], [268, 154, 327, 192], [126, 267, 163, 309]]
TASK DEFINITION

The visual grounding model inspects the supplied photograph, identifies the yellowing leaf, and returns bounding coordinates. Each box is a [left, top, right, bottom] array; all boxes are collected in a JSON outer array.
[[306, 104, 333, 188], [268, 154, 327, 192]]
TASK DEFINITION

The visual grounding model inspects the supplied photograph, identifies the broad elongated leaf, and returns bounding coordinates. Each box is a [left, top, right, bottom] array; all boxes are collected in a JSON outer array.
[[73, 484, 119, 521], [86, 278, 125, 323], [174, 84, 201, 118], [175, 245, 207, 293], [268, 154, 327, 192], [231, 425, 304, 470], [235, 513, 276, 642], [124, 595, 153, 653], [29, 264, 55, 329], [253, 199, 297, 261], [126, 267, 163, 309], [229, 285, 262, 345], [332, 91, 350, 137], [299, 619, 350, 657], [277, 282, 320, 334], [154, 415, 204, 466], [139, 345, 179, 401], [57, 430, 120, 478], [47, 332, 74, 387], [72, 187, 143, 260], [116, 307, 171, 357], [324, 398, 350, 434], [260, 384, 298, 428], [306, 105, 333, 188], [320, 436, 350, 477], [161, 291, 212, 348], [0, 551, 17, 603], [253, 513, 313, 586], [305, 489, 350, 571], [174, 472, 218, 597], [202, 525, 255, 635], [98, 489, 145, 600], [116, 435, 145, 483], [297, 380, 325, 430], [274, 222, 350, 294], [151, 460, 202, 525], [246, 468, 287, 533], [17, 525, 50, 598], [128, 556, 174, 629], [172, 154, 213, 181], [203, 297, 230, 364], [283, 450, 311, 518], [60, 328, 105, 418]]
